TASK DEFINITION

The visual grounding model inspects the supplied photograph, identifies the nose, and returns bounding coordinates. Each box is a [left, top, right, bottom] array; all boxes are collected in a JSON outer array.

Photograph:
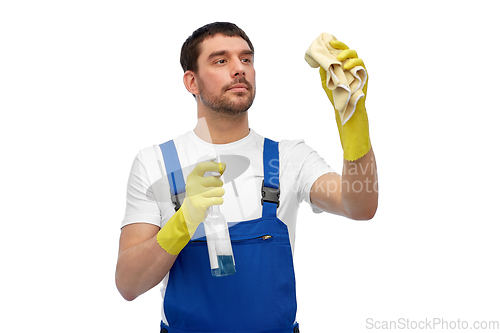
[[231, 59, 245, 77]]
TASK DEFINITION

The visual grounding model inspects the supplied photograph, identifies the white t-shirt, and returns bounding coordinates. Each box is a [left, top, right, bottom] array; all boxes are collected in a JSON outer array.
[[121, 128, 335, 252]]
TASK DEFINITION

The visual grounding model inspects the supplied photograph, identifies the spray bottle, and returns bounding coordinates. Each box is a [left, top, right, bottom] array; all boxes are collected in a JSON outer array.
[[204, 154, 236, 277]]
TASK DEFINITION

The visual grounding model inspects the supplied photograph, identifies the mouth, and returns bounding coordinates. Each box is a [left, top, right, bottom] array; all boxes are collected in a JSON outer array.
[[227, 84, 248, 92]]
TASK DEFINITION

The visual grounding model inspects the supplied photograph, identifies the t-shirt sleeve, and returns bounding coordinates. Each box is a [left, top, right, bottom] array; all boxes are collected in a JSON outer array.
[[284, 140, 336, 214], [121, 151, 162, 228]]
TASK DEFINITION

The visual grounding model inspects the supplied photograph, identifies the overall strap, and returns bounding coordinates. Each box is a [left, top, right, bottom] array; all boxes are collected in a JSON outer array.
[[261, 138, 280, 218], [159, 140, 185, 211]]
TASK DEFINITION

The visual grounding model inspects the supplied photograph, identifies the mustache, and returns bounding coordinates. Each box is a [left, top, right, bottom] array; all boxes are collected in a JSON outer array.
[[223, 77, 253, 91]]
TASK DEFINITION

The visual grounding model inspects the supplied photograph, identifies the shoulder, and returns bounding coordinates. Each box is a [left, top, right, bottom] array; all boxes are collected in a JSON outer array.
[[134, 144, 161, 166], [132, 131, 189, 177], [137, 131, 192, 164], [278, 138, 317, 163], [278, 138, 306, 152]]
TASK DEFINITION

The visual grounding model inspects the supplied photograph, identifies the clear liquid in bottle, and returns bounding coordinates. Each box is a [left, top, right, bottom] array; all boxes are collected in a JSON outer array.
[[204, 154, 235, 277]]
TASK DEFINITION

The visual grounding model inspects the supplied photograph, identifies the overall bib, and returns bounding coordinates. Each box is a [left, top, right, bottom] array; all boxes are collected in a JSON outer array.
[[159, 138, 299, 333]]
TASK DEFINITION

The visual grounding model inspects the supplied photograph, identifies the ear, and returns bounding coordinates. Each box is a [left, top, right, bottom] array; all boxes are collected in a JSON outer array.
[[183, 70, 199, 96]]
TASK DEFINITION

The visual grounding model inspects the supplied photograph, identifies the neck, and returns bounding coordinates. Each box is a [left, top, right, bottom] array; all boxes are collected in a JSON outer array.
[[194, 108, 250, 144]]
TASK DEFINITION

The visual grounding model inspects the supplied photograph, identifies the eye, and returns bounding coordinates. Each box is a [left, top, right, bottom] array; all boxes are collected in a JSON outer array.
[[241, 58, 252, 63], [215, 59, 226, 65]]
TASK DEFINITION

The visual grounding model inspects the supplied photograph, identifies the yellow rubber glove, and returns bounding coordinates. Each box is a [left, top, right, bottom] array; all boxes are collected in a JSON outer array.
[[157, 161, 226, 255], [320, 40, 371, 161]]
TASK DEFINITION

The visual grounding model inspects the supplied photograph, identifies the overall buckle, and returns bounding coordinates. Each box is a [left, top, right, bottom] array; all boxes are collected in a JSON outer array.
[[261, 180, 280, 208], [171, 192, 185, 212]]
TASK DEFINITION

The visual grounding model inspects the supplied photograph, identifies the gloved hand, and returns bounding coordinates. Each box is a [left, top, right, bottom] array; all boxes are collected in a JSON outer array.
[[157, 161, 226, 255], [320, 40, 371, 161]]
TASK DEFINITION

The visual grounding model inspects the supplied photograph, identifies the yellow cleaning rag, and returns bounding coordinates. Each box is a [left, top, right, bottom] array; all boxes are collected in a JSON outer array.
[[305, 33, 367, 124]]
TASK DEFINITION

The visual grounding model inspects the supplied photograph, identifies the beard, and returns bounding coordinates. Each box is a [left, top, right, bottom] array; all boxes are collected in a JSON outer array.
[[198, 77, 255, 117]]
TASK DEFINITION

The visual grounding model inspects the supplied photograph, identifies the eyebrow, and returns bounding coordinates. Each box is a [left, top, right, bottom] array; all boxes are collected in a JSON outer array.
[[207, 49, 254, 60]]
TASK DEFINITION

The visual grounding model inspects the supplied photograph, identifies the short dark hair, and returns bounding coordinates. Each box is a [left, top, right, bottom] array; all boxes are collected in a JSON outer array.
[[180, 22, 254, 73]]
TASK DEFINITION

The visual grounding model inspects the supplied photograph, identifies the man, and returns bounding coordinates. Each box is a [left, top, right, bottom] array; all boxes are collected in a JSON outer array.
[[116, 22, 378, 333]]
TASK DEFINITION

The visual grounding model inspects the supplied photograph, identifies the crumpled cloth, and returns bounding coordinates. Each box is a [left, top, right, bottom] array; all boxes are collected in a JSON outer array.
[[305, 33, 367, 124]]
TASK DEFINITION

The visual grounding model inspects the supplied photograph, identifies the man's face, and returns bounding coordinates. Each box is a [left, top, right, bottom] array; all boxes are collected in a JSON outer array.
[[194, 34, 256, 117]]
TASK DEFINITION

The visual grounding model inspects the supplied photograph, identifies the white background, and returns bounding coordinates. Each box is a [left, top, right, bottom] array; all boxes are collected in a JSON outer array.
[[1, 1, 499, 332]]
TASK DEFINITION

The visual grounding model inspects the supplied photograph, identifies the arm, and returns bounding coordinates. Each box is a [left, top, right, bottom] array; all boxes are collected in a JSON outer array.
[[115, 161, 226, 301], [116, 223, 177, 301], [310, 148, 378, 220], [306, 35, 378, 220]]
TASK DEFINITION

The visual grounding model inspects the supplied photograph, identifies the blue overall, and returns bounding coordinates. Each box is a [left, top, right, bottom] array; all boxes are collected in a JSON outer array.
[[159, 138, 299, 333]]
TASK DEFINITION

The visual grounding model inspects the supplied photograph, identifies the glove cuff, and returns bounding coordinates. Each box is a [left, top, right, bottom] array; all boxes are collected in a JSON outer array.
[[156, 206, 192, 255], [336, 98, 372, 162], [344, 135, 372, 161]]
